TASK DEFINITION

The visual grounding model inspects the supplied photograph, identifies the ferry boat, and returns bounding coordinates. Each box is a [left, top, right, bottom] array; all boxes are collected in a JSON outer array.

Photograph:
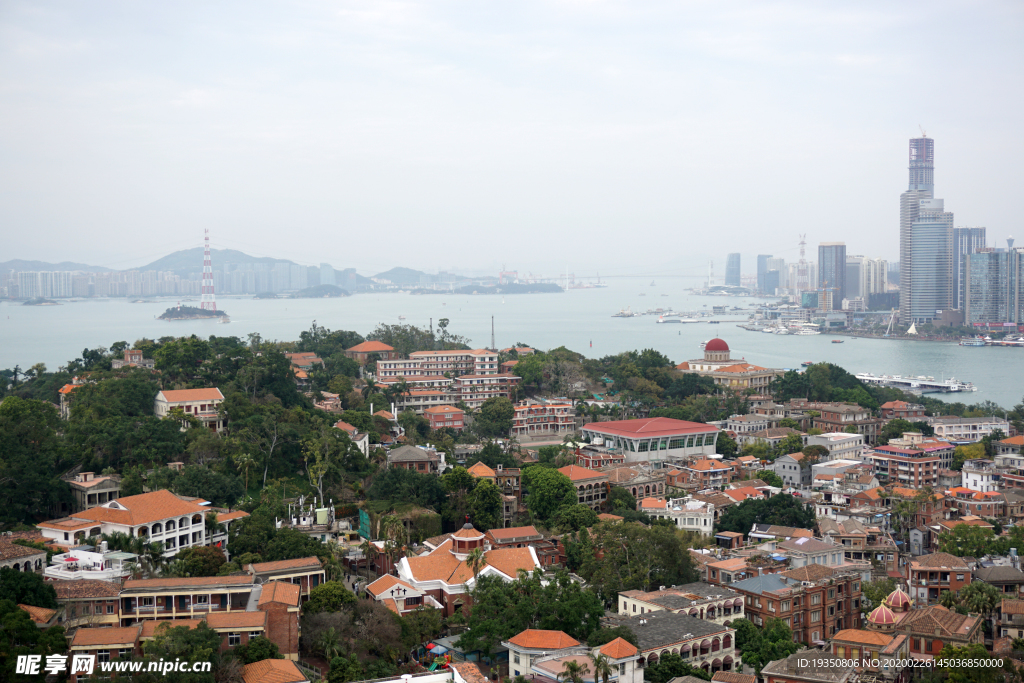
[[612, 307, 635, 318], [801, 361, 813, 367], [831, 339, 844, 343], [959, 336, 986, 347], [656, 316, 681, 324]]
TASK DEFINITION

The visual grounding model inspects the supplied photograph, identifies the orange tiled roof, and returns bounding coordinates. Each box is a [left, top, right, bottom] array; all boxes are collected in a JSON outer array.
[[217, 510, 250, 522], [424, 405, 464, 415], [123, 575, 254, 590], [249, 556, 322, 573], [206, 611, 268, 629], [507, 629, 580, 650], [600, 637, 639, 659], [241, 658, 309, 683], [72, 626, 141, 648], [367, 575, 418, 598], [1001, 436, 1024, 446], [52, 579, 122, 600], [640, 497, 667, 509], [466, 462, 496, 477], [833, 629, 893, 646], [258, 581, 301, 607], [558, 464, 605, 482], [65, 489, 208, 527], [157, 388, 224, 403], [18, 604, 57, 624], [347, 341, 395, 353]]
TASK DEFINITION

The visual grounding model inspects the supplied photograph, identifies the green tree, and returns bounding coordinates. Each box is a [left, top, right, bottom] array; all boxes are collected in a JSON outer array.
[[0, 599, 67, 682], [233, 635, 282, 664], [468, 479, 504, 531], [733, 617, 800, 675], [935, 642, 1002, 683], [580, 521, 698, 605], [0, 568, 58, 608], [952, 442, 986, 471], [644, 653, 711, 683], [558, 660, 590, 683], [329, 654, 365, 683], [878, 418, 915, 445], [522, 467, 577, 523], [553, 503, 599, 532], [716, 431, 738, 457], [861, 578, 896, 611], [716, 494, 815, 535], [264, 528, 332, 563], [304, 581, 357, 614], [773, 432, 805, 459], [141, 621, 224, 682], [938, 524, 1008, 557], [755, 470, 784, 488], [475, 397, 515, 438], [172, 546, 227, 578], [588, 653, 614, 683], [606, 487, 638, 512], [0, 397, 72, 526]]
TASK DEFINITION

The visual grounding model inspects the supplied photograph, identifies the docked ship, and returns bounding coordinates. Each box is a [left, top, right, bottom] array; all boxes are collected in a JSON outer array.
[[959, 336, 986, 347], [855, 372, 977, 393]]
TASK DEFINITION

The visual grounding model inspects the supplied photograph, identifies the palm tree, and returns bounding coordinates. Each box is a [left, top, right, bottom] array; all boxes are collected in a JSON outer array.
[[205, 511, 224, 541], [359, 539, 375, 579], [588, 653, 613, 683], [362, 378, 378, 399], [233, 452, 257, 493], [466, 547, 487, 581], [938, 589, 957, 610], [316, 627, 343, 661], [380, 515, 406, 573], [558, 660, 590, 683]]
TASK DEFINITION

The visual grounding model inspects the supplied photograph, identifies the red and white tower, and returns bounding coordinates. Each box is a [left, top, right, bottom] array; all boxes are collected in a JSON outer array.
[[200, 229, 217, 311]]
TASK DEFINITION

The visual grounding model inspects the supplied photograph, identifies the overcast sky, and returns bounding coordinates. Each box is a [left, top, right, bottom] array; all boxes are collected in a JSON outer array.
[[1, 1, 1022, 278]]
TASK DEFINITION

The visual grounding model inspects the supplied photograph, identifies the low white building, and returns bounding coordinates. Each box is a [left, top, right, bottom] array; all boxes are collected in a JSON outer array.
[[962, 459, 1001, 493], [771, 452, 809, 488], [639, 497, 715, 535], [154, 388, 226, 433], [44, 542, 138, 582], [580, 417, 720, 465], [805, 433, 865, 461], [926, 416, 1010, 442], [504, 629, 642, 683]]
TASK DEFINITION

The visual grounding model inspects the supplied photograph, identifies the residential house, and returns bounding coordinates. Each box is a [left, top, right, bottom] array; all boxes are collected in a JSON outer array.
[[962, 459, 1001, 492], [602, 610, 739, 674], [503, 629, 642, 683], [731, 565, 864, 643], [53, 579, 122, 629], [333, 420, 370, 457], [772, 453, 809, 488], [424, 405, 465, 431], [450, 373, 521, 410], [605, 465, 666, 501], [679, 458, 736, 490], [828, 630, 909, 679], [246, 557, 325, 602], [64, 471, 121, 512], [639, 497, 715, 535], [879, 401, 926, 420], [154, 388, 226, 432], [761, 651, 855, 683], [617, 583, 743, 625], [926, 416, 1010, 442], [864, 446, 939, 488], [0, 540, 46, 573], [511, 400, 576, 437], [813, 405, 884, 445], [804, 433, 865, 461], [974, 566, 1024, 599], [725, 414, 770, 434], [111, 349, 156, 369], [736, 428, 804, 450], [37, 490, 213, 558], [557, 465, 609, 510], [386, 445, 444, 474], [907, 553, 971, 605], [345, 341, 399, 364]]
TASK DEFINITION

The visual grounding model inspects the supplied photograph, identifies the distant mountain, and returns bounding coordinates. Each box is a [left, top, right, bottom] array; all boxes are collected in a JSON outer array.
[[0, 259, 112, 273], [371, 267, 471, 285], [138, 248, 293, 275]]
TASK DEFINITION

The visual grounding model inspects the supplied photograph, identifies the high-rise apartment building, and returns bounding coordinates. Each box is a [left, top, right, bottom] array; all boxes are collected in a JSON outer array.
[[846, 255, 865, 300], [863, 258, 889, 296], [320, 263, 336, 287], [962, 248, 1024, 326], [899, 136, 938, 324], [907, 199, 955, 323], [725, 253, 741, 287], [818, 242, 847, 302], [953, 227, 986, 309], [756, 255, 772, 293]]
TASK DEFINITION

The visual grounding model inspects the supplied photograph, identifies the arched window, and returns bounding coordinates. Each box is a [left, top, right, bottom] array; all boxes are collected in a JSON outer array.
[[166, 520, 175, 531]]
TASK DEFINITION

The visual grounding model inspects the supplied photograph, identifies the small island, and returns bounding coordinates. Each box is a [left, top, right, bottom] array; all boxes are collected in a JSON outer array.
[[291, 284, 350, 298], [158, 305, 228, 320], [22, 298, 60, 306]]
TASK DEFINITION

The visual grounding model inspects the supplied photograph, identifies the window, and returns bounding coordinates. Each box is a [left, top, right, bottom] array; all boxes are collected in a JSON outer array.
[[82, 604, 91, 615], [140, 597, 154, 607], [620, 664, 626, 676], [828, 606, 835, 616], [514, 655, 520, 665], [98, 651, 111, 664], [250, 632, 261, 641], [957, 574, 965, 581], [828, 589, 835, 599], [229, 633, 241, 646], [812, 594, 821, 605], [782, 601, 790, 612], [811, 611, 821, 623], [196, 595, 209, 605], [119, 649, 132, 659], [853, 582, 860, 591]]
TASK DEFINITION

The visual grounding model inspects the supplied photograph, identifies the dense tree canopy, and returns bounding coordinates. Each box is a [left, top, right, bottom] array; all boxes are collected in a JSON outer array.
[[717, 494, 815, 535]]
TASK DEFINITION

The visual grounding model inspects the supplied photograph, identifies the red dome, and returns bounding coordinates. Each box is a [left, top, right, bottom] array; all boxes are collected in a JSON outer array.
[[704, 338, 729, 352]]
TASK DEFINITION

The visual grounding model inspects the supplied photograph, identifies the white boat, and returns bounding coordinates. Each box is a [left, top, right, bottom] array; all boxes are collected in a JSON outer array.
[[793, 327, 820, 335], [774, 327, 790, 335], [657, 316, 681, 324]]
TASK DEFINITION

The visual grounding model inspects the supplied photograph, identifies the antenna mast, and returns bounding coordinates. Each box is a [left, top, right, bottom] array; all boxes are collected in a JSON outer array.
[[200, 229, 217, 311]]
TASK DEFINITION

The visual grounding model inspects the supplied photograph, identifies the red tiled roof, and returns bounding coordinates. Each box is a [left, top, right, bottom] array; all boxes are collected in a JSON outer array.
[[347, 341, 395, 353], [249, 556, 321, 573], [72, 626, 141, 648], [140, 620, 202, 637], [640, 497, 667, 509], [367, 575, 418, 598], [241, 659, 309, 683], [507, 629, 580, 649], [600, 637, 639, 659], [582, 417, 718, 438], [206, 611, 269, 629], [157, 388, 224, 403], [123, 575, 254, 590], [258, 581, 301, 607], [64, 489, 208, 527], [19, 604, 57, 624], [558, 465, 606, 482], [52, 579, 122, 600]]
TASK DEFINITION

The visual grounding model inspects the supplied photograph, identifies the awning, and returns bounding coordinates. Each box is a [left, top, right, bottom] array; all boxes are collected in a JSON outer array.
[[680, 643, 691, 652], [733, 598, 743, 607], [723, 656, 733, 665], [430, 644, 448, 654], [700, 639, 711, 648]]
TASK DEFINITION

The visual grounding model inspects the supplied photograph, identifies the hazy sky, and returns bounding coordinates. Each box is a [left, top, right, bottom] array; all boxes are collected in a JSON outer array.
[[2, 1, 1022, 278]]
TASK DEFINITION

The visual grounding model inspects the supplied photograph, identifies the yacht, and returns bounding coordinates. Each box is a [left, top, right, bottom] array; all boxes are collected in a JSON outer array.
[[793, 327, 820, 335]]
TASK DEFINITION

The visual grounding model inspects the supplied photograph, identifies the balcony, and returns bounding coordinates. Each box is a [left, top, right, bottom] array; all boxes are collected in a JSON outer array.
[[44, 550, 138, 582]]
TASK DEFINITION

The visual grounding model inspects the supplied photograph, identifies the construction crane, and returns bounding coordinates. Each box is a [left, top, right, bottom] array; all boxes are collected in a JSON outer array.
[[919, 125, 927, 138]]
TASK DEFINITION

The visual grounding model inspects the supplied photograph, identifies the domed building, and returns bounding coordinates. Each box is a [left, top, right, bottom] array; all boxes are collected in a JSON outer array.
[[864, 586, 913, 632], [886, 586, 912, 613], [675, 338, 784, 391]]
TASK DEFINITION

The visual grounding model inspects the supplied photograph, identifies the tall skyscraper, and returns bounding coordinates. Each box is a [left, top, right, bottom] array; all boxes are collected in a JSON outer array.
[[846, 255, 865, 300], [953, 227, 986, 309], [818, 242, 847, 302], [320, 263, 336, 287], [863, 258, 889, 296], [963, 248, 1024, 325], [899, 136, 936, 324], [757, 255, 772, 293], [908, 198, 955, 323], [725, 253, 741, 287]]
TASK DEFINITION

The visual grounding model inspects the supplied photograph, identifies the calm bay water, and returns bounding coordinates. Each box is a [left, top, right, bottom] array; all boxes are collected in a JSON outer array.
[[2, 276, 1021, 410]]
